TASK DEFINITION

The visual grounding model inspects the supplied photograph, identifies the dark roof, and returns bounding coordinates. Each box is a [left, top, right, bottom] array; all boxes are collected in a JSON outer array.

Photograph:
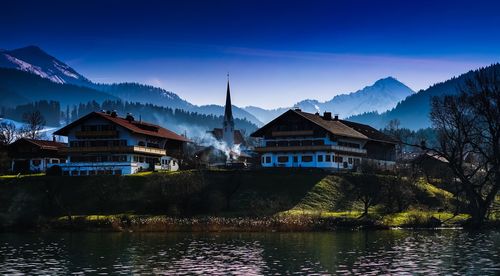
[[209, 128, 246, 145], [54, 111, 191, 142], [10, 138, 67, 150], [295, 111, 367, 140], [339, 120, 397, 143], [251, 109, 396, 144]]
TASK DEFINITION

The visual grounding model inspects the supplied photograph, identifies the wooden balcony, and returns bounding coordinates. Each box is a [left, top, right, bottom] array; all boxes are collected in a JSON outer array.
[[271, 130, 314, 137], [61, 145, 166, 156], [254, 145, 367, 155], [75, 130, 118, 138]]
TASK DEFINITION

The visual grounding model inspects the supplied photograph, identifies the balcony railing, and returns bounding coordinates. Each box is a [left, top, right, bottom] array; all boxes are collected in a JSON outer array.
[[254, 145, 367, 155], [271, 130, 314, 137], [61, 145, 166, 156], [75, 130, 118, 138]]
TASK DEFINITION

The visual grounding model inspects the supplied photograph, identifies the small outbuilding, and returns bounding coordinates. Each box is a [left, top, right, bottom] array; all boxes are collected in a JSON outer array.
[[7, 138, 67, 173]]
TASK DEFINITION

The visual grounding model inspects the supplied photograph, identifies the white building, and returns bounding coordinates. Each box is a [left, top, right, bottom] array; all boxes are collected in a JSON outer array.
[[251, 109, 397, 170], [52, 111, 190, 175]]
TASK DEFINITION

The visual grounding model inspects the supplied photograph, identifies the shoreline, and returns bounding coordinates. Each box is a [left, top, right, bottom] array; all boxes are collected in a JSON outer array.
[[3, 211, 492, 233]]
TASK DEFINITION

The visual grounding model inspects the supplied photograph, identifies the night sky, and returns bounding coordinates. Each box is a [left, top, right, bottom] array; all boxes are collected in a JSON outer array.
[[2, 0, 500, 108]]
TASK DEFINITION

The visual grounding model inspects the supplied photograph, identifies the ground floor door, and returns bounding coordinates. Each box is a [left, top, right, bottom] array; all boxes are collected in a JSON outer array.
[[13, 159, 30, 174]]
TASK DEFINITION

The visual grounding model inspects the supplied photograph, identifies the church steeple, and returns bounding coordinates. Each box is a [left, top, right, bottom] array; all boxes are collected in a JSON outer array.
[[224, 75, 233, 123], [222, 74, 235, 146]]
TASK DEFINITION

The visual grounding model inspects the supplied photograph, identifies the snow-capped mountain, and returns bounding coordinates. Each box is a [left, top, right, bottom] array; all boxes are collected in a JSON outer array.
[[0, 45, 413, 127], [0, 45, 263, 126], [0, 45, 91, 87], [301, 77, 414, 116], [244, 77, 414, 123]]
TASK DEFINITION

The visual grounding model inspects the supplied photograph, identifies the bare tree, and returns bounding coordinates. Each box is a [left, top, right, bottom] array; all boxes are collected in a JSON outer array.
[[430, 67, 500, 226], [0, 121, 18, 145], [22, 111, 46, 139]]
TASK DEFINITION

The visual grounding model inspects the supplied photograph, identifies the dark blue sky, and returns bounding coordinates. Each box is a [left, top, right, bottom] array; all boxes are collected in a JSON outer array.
[[2, 0, 500, 108]]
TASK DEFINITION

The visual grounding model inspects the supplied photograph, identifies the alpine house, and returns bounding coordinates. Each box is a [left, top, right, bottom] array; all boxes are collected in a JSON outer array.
[[53, 111, 190, 175], [250, 108, 397, 170]]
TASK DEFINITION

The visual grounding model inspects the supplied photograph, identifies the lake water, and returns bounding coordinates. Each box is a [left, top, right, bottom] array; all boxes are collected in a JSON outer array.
[[0, 230, 499, 275]]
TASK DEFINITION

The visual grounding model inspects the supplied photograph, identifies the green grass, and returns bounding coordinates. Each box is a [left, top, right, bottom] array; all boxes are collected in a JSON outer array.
[[381, 211, 469, 227], [416, 178, 454, 201], [290, 175, 346, 211], [279, 209, 363, 219], [0, 173, 45, 179]]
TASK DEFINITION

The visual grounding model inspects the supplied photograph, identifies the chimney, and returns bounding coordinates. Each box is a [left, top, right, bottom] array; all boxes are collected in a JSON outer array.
[[323, 112, 332, 120], [110, 110, 117, 117], [106, 110, 111, 115], [334, 114, 339, 120], [315, 112, 320, 116], [125, 113, 134, 122], [293, 106, 301, 112]]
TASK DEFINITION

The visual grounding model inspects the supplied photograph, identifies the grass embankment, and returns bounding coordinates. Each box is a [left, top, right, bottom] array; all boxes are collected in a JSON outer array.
[[0, 169, 490, 231]]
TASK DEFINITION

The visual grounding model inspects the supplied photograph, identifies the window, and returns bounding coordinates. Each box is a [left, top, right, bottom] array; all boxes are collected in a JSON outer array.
[[325, 155, 331, 162], [89, 170, 96, 176], [354, 159, 361, 166], [277, 141, 288, 147], [301, 155, 313, 162], [32, 159, 41, 166], [312, 140, 325, 146], [293, 156, 298, 163], [71, 170, 79, 176], [318, 155, 323, 162], [334, 156, 343, 163], [265, 156, 271, 163], [348, 157, 353, 164], [338, 141, 360, 149], [114, 170, 122, 175], [266, 141, 277, 147], [289, 140, 299, 146], [302, 140, 312, 146], [80, 170, 88, 176], [277, 156, 289, 163]]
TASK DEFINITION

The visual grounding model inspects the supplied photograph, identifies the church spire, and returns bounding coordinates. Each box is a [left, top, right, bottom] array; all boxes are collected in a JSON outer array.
[[222, 74, 235, 147], [224, 74, 233, 123]]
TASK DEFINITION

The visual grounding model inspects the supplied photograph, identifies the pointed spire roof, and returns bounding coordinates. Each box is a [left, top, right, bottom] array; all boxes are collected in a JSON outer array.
[[224, 75, 234, 123]]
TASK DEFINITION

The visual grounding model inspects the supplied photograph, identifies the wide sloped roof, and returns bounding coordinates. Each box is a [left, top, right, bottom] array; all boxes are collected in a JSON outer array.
[[295, 111, 368, 140], [54, 111, 191, 142], [11, 138, 67, 150], [339, 119, 397, 143], [251, 109, 396, 144]]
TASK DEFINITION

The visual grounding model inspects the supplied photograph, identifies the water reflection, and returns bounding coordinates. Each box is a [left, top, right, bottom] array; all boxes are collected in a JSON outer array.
[[0, 230, 499, 275]]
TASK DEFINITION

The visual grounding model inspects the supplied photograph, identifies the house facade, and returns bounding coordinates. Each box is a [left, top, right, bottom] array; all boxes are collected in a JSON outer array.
[[250, 109, 397, 170], [7, 138, 67, 173], [53, 111, 190, 176]]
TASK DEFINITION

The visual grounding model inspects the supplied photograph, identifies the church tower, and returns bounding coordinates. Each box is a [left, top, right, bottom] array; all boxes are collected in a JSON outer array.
[[222, 76, 235, 147]]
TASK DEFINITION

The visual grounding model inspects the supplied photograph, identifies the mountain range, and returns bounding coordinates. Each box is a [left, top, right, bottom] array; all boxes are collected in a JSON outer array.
[[244, 77, 414, 123], [1, 45, 491, 131], [0, 46, 262, 126], [347, 64, 500, 130]]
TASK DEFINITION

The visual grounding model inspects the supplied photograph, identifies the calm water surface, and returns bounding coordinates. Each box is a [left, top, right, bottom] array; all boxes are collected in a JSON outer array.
[[0, 230, 499, 275]]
